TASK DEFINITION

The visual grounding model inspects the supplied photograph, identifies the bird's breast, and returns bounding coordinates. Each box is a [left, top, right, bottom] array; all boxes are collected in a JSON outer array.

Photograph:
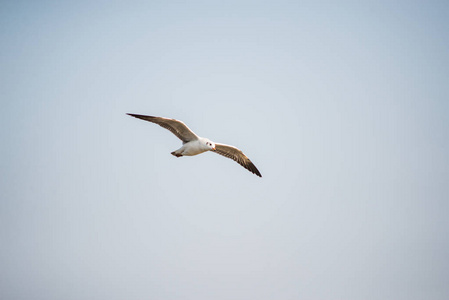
[[181, 141, 209, 156]]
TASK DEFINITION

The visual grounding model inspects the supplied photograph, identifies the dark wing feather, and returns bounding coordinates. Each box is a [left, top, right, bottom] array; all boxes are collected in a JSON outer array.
[[127, 114, 199, 143], [214, 143, 262, 177]]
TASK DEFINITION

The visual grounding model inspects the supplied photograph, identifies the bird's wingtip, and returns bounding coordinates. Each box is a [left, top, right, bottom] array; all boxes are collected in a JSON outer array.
[[127, 113, 141, 118]]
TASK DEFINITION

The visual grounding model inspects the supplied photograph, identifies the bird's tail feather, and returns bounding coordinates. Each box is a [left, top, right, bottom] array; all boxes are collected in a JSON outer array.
[[171, 151, 183, 157]]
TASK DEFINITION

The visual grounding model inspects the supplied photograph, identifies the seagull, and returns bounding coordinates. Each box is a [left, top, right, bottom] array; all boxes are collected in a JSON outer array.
[[127, 114, 262, 177]]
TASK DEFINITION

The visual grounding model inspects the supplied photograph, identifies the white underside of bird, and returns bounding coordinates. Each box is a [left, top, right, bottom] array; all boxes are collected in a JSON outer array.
[[127, 113, 262, 177], [171, 138, 214, 157]]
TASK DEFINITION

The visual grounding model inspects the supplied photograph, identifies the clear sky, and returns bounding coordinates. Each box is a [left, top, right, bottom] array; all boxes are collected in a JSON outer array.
[[1, 1, 448, 299]]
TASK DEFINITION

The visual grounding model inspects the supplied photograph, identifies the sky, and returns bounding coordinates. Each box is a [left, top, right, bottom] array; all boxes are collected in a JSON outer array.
[[1, 1, 448, 299]]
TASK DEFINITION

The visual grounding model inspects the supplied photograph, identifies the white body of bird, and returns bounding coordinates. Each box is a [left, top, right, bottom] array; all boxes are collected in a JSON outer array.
[[171, 138, 215, 157]]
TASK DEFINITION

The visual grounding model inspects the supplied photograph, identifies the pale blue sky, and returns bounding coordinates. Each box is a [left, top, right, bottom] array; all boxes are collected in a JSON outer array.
[[1, 1, 448, 299]]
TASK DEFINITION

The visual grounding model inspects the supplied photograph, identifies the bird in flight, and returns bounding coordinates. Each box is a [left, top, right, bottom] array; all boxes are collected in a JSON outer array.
[[127, 114, 262, 177]]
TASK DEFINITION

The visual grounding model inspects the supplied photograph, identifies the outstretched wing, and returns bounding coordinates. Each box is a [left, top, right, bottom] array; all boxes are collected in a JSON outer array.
[[214, 143, 262, 177], [127, 114, 199, 143]]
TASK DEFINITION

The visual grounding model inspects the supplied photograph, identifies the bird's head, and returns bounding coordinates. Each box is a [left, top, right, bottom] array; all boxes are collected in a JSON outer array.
[[205, 140, 216, 151]]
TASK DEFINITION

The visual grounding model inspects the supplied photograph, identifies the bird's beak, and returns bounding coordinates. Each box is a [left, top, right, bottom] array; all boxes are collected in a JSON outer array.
[[212, 147, 216, 151]]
